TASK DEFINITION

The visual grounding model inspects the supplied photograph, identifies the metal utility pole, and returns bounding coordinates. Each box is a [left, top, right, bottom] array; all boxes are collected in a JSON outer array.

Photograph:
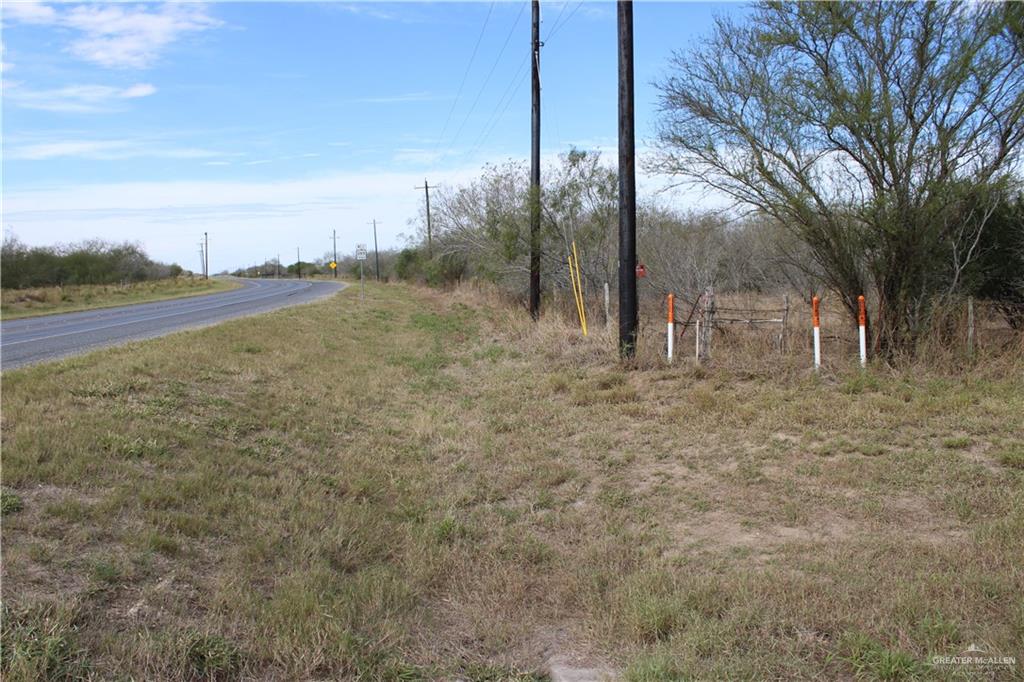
[[529, 0, 542, 320], [414, 179, 438, 257], [369, 219, 381, 281], [617, 0, 638, 358], [204, 232, 209, 280], [296, 247, 301, 279], [332, 229, 338, 278]]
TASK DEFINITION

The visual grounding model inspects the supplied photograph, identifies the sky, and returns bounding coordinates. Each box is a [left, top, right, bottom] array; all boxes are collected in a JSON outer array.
[[2, 0, 745, 273]]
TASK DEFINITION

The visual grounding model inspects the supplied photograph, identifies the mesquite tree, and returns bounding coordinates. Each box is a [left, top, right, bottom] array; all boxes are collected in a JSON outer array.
[[653, 1, 1024, 353]]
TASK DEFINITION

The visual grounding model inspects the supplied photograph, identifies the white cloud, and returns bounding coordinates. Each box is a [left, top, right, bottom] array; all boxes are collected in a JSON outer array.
[[392, 148, 445, 165], [0, 154, 730, 272], [6, 138, 220, 161], [2, 1, 57, 25], [0, 165, 488, 269], [4, 2, 221, 69], [352, 92, 448, 104], [6, 82, 157, 113]]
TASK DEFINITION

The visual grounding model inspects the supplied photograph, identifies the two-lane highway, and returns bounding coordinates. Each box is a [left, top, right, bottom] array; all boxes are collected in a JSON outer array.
[[1, 278, 344, 369]]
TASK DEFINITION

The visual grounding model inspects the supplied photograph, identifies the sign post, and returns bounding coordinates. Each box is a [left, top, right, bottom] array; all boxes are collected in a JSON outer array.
[[356, 244, 367, 301]]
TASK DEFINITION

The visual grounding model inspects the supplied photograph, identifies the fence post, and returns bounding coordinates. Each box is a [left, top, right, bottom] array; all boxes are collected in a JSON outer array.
[[780, 294, 790, 353], [697, 287, 715, 363], [858, 295, 867, 368], [666, 293, 674, 362], [967, 296, 975, 358], [812, 295, 821, 370], [604, 282, 611, 331], [695, 319, 701, 364]]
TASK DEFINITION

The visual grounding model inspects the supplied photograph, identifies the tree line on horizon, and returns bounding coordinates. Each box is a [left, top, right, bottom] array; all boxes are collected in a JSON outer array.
[[1, 236, 187, 290]]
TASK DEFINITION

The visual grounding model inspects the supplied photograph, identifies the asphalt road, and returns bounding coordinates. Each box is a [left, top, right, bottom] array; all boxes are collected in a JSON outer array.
[[1, 278, 344, 370]]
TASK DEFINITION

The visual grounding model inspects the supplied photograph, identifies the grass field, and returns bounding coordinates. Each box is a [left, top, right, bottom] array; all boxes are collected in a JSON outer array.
[[2, 282, 1021, 680], [1, 277, 240, 320]]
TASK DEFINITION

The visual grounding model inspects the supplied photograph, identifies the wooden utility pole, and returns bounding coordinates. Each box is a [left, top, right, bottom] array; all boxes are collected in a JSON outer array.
[[332, 229, 338, 278], [370, 219, 381, 281], [529, 0, 542, 320], [617, 0, 638, 357], [415, 179, 438, 257], [296, 247, 301, 279]]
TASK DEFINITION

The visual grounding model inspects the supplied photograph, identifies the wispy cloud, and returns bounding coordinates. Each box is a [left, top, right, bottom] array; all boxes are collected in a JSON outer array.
[[2, 1, 57, 24], [7, 138, 220, 161], [334, 4, 401, 22], [4, 2, 221, 69], [6, 82, 157, 113], [392, 148, 445, 165], [351, 91, 448, 104]]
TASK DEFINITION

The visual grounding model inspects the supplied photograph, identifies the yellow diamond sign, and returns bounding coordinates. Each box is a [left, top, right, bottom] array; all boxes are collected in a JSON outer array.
[[329, 261, 337, 270]]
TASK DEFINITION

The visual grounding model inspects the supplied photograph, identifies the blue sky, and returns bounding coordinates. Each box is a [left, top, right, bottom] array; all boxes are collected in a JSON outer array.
[[2, 1, 744, 272]]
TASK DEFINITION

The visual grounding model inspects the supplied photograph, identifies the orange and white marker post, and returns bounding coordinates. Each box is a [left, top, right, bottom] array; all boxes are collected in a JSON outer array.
[[857, 295, 867, 367], [666, 293, 675, 362], [812, 295, 821, 370]]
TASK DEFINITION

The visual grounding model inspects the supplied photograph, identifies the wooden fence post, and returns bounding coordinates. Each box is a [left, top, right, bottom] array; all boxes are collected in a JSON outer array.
[[967, 296, 975, 358]]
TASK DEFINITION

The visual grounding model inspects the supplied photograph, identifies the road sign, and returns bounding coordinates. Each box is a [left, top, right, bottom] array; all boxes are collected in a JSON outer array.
[[356, 244, 367, 261], [329, 261, 337, 270]]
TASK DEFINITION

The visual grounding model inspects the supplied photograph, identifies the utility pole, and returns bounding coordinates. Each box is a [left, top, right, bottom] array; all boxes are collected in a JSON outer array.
[[617, 0, 638, 358], [529, 0, 542, 320], [276, 253, 280, 279], [204, 232, 209, 280], [296, 247, 301, 279], [332, 229, 338, 279], [414, 179, 438, 257], [369, 219, 381, 281]]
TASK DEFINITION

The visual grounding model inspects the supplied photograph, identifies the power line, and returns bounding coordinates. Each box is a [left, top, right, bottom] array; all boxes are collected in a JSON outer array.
[[546, 0, 584, 41], [469, 58, 529, 158], [447, 1, 527, 152], [469, 0, 584, 158], [433, 1, 495, 156], [543, 0, 570, 41]]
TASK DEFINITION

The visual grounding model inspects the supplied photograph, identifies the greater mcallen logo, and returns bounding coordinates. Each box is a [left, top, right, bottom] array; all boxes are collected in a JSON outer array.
[[931, 643, 1017, 668]]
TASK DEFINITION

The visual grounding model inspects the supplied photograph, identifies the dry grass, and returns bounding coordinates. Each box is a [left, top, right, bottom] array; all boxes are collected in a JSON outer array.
[[1, 277, 239, 320], [2, 281, 1022, 680]]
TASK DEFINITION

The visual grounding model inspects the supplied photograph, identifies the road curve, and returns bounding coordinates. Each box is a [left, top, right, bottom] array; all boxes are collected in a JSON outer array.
[[1, 278, 344, 370]]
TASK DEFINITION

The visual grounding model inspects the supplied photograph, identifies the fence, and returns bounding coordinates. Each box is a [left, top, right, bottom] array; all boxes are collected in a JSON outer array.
[[663, 292, 1019, 368]]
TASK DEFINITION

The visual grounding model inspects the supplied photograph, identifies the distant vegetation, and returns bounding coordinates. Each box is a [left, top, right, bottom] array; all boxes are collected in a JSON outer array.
[[1, 236, 185, 290]]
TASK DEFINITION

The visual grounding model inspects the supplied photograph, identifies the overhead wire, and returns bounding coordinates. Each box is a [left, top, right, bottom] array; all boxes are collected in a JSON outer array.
[[447, 0, 527, 151], [469, 0, 585, 159], [433, 1, 496, 156], [469, 53, 529, 156]]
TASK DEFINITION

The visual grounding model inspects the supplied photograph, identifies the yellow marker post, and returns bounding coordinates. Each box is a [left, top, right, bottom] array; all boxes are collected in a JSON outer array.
[[570, 241, 588, 336]]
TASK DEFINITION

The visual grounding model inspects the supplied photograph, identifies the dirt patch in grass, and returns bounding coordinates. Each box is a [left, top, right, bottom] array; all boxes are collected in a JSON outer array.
[[2, 282, 1022, 679]]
